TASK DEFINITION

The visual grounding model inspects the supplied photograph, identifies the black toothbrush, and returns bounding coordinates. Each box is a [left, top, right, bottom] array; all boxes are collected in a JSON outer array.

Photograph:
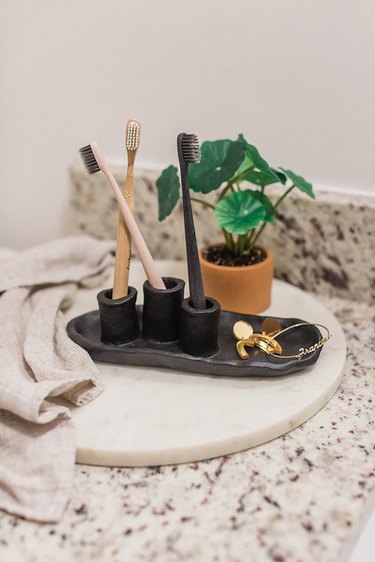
[[177, 133, 206, 310]]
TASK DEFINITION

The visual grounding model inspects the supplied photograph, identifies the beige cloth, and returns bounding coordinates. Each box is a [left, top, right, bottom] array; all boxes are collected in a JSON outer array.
[[0, 236, 114, 522]]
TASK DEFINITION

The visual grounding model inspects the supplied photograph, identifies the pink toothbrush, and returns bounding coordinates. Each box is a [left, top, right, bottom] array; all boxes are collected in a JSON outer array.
[[80, 142, 165, 290]]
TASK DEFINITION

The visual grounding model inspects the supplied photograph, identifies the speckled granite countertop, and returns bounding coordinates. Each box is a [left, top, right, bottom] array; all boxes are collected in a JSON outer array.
[[0, 291, 374, 562]]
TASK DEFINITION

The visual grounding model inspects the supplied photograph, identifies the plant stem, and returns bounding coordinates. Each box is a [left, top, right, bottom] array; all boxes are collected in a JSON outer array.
[[217, 166, 255, 203], [235, 234, 249, 255], [246, 228, 257, 248], [222, 229, 235, 252], [273, 185, 295, 212], [250, 185, 295, 248], [235, 235, 241, 255], [217, 181, 235, 202], [233, 167, 256, 184], [190, 197, 215, 210], [235, 235, 240, 255], [250, 222, 267, 249], [243, 231, 252, 251]]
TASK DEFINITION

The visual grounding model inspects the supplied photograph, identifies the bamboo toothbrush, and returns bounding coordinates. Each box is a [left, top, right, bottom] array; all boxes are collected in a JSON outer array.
[[177, 133, 206, 309], [80, 142, 165, 290], [112, 119, 140, 299]]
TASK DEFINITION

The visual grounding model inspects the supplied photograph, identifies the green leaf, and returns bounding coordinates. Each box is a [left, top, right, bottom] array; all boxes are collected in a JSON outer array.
[[248, 190, 275, 223], [188, 139, 245, 193], [237, 134, 280, 183], [156, 166, 180, 221], [232, 152, 254, 177], [272, 168, 287, 185], [242, 169, 281, 187], [215, 190, 266, 234], [280, 168, 315, 199]]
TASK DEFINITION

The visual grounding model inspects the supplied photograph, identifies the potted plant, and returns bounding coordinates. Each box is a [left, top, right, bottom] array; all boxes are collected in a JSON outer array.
[[156, 134, 315, 314]]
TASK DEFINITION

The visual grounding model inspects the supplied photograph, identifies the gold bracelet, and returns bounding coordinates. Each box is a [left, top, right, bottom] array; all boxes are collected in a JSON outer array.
[[269, 322, 331, 359]]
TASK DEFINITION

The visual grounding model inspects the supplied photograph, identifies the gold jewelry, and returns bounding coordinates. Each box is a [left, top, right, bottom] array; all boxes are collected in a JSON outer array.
[[269, 322, 331, 359], [233, 319, 283, 359], [260, 317, 281, 337], [233, 319, 331, 361]]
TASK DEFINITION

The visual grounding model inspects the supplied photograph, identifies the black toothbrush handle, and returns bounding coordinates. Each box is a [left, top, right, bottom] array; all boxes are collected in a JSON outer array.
[[178, 136, 206, 310]]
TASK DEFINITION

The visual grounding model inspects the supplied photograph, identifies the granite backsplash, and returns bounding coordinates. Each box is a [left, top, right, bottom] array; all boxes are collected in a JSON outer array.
[[67, 165, 375, 304]]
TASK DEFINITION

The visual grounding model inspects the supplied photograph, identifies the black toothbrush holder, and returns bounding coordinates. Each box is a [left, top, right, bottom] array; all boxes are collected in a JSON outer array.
[[97, 287, 140, 344], [96, 278, 220, 357], [142, 277, 185, 342], [179, 296, 221, 357]]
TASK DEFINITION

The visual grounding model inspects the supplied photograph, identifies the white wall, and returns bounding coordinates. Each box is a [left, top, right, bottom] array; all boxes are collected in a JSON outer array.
[[1, 0, 374, 248]]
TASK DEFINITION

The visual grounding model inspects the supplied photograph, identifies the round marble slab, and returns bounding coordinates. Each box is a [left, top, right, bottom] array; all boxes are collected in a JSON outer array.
[[65, 260, 346, 467]]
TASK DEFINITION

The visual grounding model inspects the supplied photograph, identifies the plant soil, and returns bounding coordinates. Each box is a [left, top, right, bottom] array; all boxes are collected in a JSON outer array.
[[202, 245, 267, 267]]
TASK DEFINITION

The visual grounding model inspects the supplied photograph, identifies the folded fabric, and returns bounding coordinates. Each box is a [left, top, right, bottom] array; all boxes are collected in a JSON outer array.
[[0, 236, 114, 522]]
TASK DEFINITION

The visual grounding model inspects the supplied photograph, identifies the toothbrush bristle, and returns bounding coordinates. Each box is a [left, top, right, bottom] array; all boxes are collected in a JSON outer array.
[[79, 144, 100, 174], [126, 120, 140, 151], [181, 133, 200, 164]]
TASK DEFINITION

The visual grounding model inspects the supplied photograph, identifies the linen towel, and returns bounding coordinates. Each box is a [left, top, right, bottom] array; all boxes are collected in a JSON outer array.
[[0, 236, 115, 522]]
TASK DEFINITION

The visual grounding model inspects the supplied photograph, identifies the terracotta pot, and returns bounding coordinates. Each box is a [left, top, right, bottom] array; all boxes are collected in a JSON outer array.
[[199, 246, 274, 314]]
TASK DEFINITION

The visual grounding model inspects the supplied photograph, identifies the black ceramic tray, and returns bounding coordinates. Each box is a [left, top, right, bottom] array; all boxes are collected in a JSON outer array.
[[67, 306, 323, 378]]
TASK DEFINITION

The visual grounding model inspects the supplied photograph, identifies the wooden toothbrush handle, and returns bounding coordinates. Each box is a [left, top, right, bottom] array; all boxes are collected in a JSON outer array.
[[112, 163, 135, 299], [105, 168, 165, 290]]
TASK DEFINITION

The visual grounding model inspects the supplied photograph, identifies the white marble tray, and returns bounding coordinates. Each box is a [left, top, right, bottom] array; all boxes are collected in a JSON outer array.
[[65, 260, 346, 467]]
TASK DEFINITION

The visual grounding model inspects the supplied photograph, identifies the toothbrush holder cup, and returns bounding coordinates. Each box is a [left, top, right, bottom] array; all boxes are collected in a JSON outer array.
[[97, 286, 140, 345], [142, 277, 185, 342], [179, 297, 221, 357]]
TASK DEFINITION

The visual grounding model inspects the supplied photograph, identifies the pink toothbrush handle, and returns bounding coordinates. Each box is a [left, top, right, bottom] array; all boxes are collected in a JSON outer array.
[[105, 169, 165, 290]]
